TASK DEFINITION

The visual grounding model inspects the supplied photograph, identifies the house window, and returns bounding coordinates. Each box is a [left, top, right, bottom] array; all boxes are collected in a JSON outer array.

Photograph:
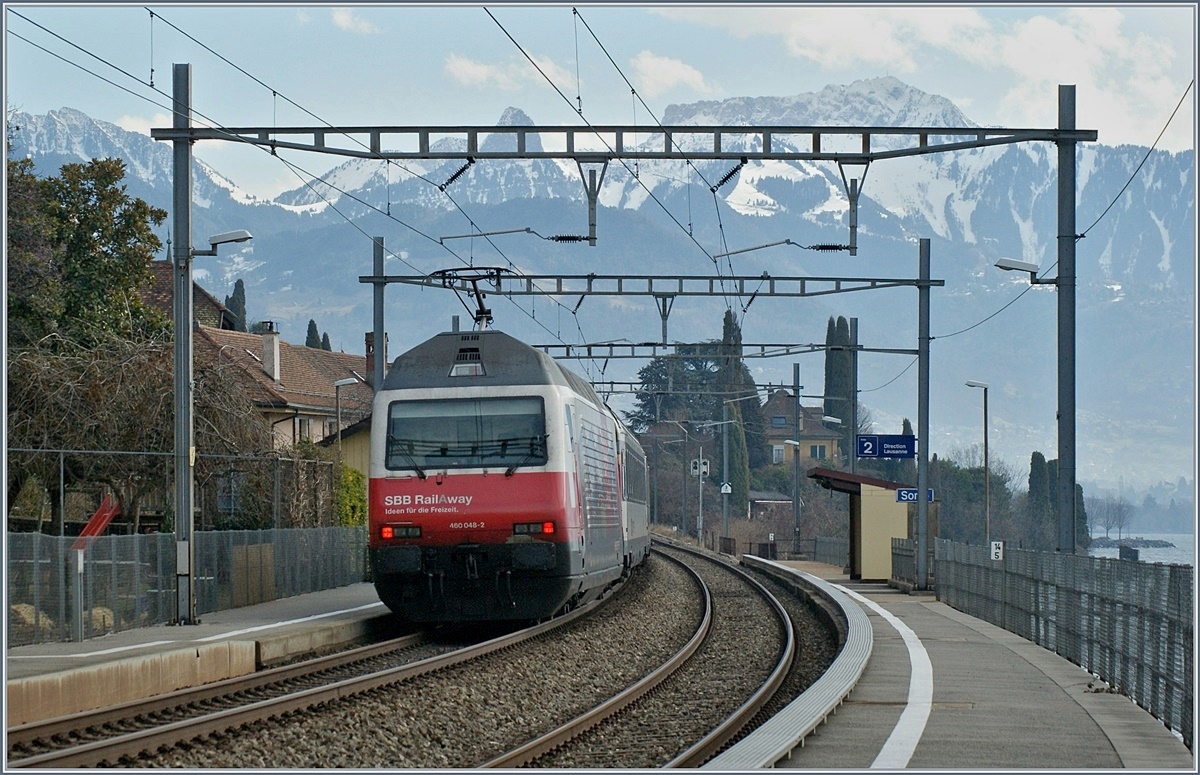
[[810, 445, 826, 460], [772, 445, 785, 464], [298, 418, 311, 441], [771, 415, 787, 428]]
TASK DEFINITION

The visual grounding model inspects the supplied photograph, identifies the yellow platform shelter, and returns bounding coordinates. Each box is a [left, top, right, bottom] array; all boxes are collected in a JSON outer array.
[[808, 467, 911, 582]]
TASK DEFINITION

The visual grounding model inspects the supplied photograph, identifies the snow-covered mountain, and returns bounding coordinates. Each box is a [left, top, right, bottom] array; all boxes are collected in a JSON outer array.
[[8, 77, 1195, 493]]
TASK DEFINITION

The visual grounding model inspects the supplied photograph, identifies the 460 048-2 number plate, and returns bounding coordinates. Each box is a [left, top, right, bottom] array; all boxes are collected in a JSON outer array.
[[448, 522, 486, 529]]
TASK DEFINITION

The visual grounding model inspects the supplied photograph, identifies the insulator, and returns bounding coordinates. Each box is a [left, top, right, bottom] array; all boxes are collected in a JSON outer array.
[[551, 235, 588, 243], [709, 157, 747, 193], [438, 157, 475, 192], [806, 243, 851, 252]]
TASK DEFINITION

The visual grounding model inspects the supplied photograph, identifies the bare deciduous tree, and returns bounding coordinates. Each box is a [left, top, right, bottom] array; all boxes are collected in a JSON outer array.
[[7, 332, 275, 532]]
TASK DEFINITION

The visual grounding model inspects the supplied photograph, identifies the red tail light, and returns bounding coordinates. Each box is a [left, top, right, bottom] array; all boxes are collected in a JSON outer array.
[[542, 521, 555, 535]]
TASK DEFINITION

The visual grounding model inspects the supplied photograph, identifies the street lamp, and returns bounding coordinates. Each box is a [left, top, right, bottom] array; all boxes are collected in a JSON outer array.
[[821, 416, 842, 464], [333, 377, 360, 458], [784, 439, 803, 544], [966, 380, 990, 545], [175, 229, 253, 626]]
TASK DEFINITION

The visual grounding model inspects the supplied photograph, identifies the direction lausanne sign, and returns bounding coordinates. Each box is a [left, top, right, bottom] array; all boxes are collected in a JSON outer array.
[[856, 434, 917, 459]]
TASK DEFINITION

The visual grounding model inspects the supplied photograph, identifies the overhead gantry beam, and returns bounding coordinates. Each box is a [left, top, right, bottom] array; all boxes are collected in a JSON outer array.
[[151, 124, 1098, 163], [358, 271, 943, 298], [534, 342, 918, 360]]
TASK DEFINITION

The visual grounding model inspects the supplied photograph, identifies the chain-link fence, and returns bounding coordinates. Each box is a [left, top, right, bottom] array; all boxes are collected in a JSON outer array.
[[8, 448, 338, 533], [6, 526, 368, 647], [933, 538, 1193, 747]]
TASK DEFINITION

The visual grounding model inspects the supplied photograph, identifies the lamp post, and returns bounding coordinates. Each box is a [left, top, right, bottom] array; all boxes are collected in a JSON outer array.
[[992, 85, 1079, 555], [171, 62, 257, 626], [667, 423, 693, 534], [173, 231, 252, 627], [333, 377, 359, 458], [784, 439, 802, 545], [966, 380, 990, 545]]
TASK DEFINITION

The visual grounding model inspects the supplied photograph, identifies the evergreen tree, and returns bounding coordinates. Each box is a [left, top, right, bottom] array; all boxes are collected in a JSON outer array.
[[1027, 452, 1055, 550], [306, 319, 321, 348], [714, 310, 768, 470], [625, 352, 719, 431], [824, 316, 853, 457], [223, 279, 247, 332], [321, 332, 332, 351], [822, 316, 836, 419], [6, 158, 62, 347], [7, 157, 167, 347]]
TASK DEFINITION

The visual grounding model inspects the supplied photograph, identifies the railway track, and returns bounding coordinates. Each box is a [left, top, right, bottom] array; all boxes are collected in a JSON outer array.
[[7, 541, 834, 769], [481, 541, 795, 768], [5, 579, 627, 769]]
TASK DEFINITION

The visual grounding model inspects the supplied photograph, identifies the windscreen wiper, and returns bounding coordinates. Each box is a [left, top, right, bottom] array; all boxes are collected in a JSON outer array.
[[387, 435, 427, 480], [505, 434, 548, 477]]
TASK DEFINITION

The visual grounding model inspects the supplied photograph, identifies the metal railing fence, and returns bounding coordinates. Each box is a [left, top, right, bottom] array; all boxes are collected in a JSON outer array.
[[6, 526, 369, 647], [933, 539, 1193, 747], [815, 536, 850, 568], [892, 537, 917, 585]]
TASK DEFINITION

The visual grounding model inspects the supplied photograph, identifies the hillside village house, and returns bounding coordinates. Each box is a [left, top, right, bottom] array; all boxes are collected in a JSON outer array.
[[760, 389, 844, 466], [142, 260, 376, 462]]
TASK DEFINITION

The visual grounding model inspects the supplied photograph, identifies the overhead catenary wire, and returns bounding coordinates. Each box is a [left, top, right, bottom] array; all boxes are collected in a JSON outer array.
[[6, 11, 601, 374], [568, 7, 744, 315], [486, 8, 738, 311], [933, 78, 1192, 344], [138, 6, 604, 366]]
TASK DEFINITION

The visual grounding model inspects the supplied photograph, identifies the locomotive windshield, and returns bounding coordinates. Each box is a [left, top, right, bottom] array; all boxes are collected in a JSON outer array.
[[385, 396, 548, 472]]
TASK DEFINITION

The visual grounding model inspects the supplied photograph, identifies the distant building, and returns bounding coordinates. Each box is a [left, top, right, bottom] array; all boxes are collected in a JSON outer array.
[[143, 260, 240, 330], [193, 323, 375, 448], [760, 389, 844, 466]]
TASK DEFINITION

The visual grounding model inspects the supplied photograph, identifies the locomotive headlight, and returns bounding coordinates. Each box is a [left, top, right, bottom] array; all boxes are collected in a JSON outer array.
[[514, 521, 555, 535], [382, 525, 421, 539]]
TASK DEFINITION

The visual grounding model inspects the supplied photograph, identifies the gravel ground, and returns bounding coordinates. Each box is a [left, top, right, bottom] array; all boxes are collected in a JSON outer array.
[[149, 555, 700, 768]]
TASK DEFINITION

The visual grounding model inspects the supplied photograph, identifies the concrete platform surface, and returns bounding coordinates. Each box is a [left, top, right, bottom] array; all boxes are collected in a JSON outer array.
[[5, 583, 393, 725], [775, 562, 1194, 770]]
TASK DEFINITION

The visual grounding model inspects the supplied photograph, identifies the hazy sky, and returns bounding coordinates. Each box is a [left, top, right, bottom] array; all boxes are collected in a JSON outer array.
[[5, 3, 1196, 199]]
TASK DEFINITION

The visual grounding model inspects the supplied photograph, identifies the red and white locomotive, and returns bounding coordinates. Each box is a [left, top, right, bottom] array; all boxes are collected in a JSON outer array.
[[368, 329, 650, 623]]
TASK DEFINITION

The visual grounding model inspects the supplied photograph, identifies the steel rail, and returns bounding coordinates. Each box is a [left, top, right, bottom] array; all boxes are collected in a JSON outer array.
[[6, 632, 428, 752], [476, 548, 712, 768], [659, 543, 796, 768], [6, 586, 622, 769]]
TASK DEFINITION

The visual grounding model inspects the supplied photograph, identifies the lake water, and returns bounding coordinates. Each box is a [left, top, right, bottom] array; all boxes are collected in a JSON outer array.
[[1088, 532, 1195, 568]]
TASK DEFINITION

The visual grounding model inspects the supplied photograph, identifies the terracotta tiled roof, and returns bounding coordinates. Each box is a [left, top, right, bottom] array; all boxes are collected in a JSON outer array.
[[194, 326, 373, 418], [762, 390, 843, 440], [142, 261, 236, 330]]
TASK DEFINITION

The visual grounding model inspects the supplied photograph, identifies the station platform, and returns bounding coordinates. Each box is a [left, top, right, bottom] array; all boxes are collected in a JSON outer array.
[[772, 561, 1195, 770], [5, 583, 396, 726]]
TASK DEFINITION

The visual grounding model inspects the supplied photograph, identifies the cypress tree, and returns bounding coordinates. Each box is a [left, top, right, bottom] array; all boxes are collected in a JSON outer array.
[[305, 319, 321, 348], [223, 279, 247, 332], [321, 332, 332, 351], [825, 316, 853, 455]]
